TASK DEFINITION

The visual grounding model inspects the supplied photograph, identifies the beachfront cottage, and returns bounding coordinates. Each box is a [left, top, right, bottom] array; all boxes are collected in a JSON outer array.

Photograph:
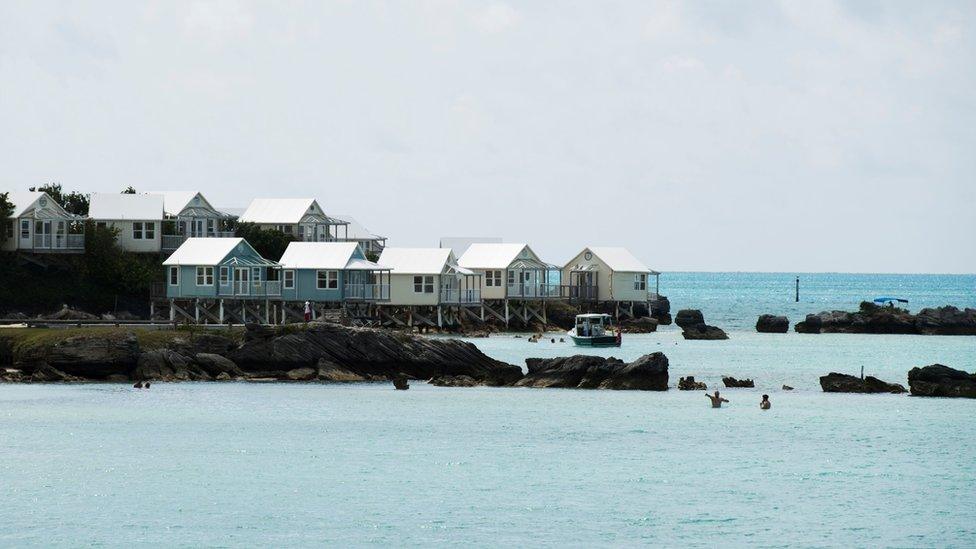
[[331, 214, 387, 256], [457, 243, 559, 325], [562, 247, 660, 317], [376, 247, 482, 327], [238, 198, 349, 242], [277, 242, 390, 306], [1, 191, 85, 253], [162, 238, 281, 300], [145, 191, 235, 252], [88, 193, 165, 253]]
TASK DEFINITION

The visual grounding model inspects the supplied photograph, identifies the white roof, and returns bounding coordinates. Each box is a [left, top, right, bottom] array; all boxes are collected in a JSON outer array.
[[144, 191, 201, 216], [89, 193, 164, 220], [439, 236, 503, 257], [331, 214, 385, 241], [379, 248, 472, 275], [162, 238, 244, 266], [239, 198, 320, 224], [572, 247, 654, 273], [458, 243, 534, 269], [279, 242, 388, 270], [7, 191, 44, 217]]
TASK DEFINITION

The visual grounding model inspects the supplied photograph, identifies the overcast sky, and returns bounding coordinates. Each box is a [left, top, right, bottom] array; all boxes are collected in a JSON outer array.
[[1, 1, 973, 273]]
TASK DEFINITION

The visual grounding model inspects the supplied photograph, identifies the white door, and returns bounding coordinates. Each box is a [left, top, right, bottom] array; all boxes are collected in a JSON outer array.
[[35, 221, 52, 249], [193, 220, 204, 237], [236, 268, 250, 295]]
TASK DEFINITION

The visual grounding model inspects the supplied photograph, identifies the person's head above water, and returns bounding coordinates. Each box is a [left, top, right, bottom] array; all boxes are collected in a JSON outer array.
[[713, 390, 720, 397], [762, 394, 769, 400]]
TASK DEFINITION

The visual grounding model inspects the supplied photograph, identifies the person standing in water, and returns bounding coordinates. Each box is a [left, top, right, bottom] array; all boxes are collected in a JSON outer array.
[[706, 391, 729, 408], [760, 395, 771, 410], [303, 301, 312, 323]]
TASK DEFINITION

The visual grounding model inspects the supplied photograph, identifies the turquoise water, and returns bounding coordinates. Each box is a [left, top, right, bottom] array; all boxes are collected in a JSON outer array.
[[1, 272, 975, 547]]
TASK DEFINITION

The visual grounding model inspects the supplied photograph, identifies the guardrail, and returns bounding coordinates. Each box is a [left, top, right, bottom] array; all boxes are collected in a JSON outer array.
[[217, 280, 282, 297], [506, 283, 562, 299], [30, 233, 85, 251], [439, 288, 481, 304], [344, 283, 390, 301]]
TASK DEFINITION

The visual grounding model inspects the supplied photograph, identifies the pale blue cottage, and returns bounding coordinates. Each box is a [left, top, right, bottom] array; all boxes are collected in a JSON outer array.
[[278, 242, 390, 304], [162, 237, 280, 299]]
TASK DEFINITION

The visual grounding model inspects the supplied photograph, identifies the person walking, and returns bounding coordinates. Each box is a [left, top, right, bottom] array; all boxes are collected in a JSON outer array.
[[304, 301, 312, 323]]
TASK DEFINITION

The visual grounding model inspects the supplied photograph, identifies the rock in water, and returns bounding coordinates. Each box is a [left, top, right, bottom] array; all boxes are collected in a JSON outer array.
[[914, 307, 976, 335], [794, 303, 976, 335], [18, 332, 140, 379], [429, 375, 479, 387], [756, 315, 789, 333], [649, 296, 672, 325], [819, 372, 906, 394], [516, 353, 668, 391], [316, 359, 367, 382], [393, 375, 410, 390], [907, 364, 976, 398], [30, 363, 80, 382], [681, 324, 729, 340], [619, 316, 659, 333], [794, 314, 823, 334], [723, 376, 755, 388], [285, 367, 317, 381], [782, 385, 794, 391], [678, 376, 706, 390], [674, 309, 705, 329]]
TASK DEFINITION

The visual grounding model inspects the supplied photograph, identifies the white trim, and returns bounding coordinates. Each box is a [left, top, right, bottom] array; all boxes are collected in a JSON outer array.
[[196, 266, 213, 286], [316, 269, 338, 290], [168, 266, 180, 286], [283, 270, 295, 289]]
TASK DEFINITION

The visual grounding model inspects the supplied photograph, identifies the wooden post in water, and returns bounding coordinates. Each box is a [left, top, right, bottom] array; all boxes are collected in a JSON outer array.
[[795, 276, 799, 302]]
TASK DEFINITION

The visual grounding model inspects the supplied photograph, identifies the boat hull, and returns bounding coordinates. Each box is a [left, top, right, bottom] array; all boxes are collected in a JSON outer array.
[[569, 334, 620, 347]]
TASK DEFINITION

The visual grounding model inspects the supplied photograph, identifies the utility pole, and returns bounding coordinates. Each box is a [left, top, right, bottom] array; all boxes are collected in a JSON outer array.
[[795, 276, 799, 303]]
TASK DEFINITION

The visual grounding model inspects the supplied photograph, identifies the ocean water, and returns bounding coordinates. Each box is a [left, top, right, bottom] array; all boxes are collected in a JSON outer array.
[[1, 272, 975, 547]]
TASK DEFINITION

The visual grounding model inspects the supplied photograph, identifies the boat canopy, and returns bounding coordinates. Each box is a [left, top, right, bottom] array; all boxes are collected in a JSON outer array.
[[873, 297, 908, 304]]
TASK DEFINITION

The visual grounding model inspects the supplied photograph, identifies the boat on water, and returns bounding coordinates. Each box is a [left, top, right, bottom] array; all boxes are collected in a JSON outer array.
[[568, 313, 621, 347]]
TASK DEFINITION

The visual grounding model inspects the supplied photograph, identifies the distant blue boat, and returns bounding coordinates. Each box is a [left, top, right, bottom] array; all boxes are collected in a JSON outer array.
[[873, 296, 908, 304]]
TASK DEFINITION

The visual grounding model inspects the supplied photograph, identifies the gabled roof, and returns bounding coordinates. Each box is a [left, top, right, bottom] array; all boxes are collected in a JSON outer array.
[[331, 214, 386, 241], [144, 191, 224, 217], [458, 243, 543, 270], [279, 242, 389, 270], [379, 248, 472, 275], [567, 246, 657, 274], [89, 193, 164, 220], [6, 191, 76, 218], [239, 198, 339, 224], [163, 238, 247, 265]]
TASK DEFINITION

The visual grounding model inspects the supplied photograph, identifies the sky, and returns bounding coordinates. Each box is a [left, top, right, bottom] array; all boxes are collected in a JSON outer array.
[[1, 1, 974, 273]]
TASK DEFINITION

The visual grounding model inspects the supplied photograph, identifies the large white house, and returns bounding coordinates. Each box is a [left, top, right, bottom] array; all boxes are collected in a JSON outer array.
[[238, 198, 348, 242], [1, 191, 85, 253], [88, 193, 165, 253], [562, 246, 659, 302]]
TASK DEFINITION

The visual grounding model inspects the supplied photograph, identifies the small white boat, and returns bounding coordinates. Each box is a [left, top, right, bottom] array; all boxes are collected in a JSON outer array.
[[568, 313, 621, 347]]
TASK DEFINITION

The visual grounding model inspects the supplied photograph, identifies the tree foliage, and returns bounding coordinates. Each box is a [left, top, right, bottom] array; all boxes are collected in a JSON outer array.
[[234, 222, 294, 261], [121, 186, 137, 194], [0, 191, 13, 244], [28, 182, 89, 215]]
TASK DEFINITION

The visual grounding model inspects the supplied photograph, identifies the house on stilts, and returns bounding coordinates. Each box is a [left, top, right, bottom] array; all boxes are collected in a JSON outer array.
[[146, 191, 236, 252], [1, 191, 86, 254], [457, 243, 559, 327], [156, 237, 282, 324], [562, 246, 661, 319], [277, 242, 390, 322], [376, 247, 482, 328]]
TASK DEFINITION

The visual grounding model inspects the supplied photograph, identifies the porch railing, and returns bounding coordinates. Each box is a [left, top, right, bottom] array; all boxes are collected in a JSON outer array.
[[439, 288, 482, 304], [343, 283, 390, 301], [506, 282, 562, 299], [162, 231, 237, 251], [217, 280, 282, 298], [31, 233, 85, 251], [563, 285, 599, 301]]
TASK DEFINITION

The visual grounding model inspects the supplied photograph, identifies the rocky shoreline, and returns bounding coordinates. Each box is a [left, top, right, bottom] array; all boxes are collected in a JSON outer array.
[[794, 303, 976, 335]]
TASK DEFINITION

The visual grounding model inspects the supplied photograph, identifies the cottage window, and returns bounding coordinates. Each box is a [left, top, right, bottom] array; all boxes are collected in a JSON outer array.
[[145, 222, 155, 240], [634, 274, 646, 291], [219, 267, 229, 285], [252, 268, 261, 281], [20, 220, 30, 239], [6, 220, 13, 239], [196, 266, 214, 286], [413, 275, 434, 294], [169, 266, 179, 286], [207, 219, 215, 235], [283, 270, 295, 289], [317, 270, 338, 290], [133, 222, 144, 240], [485, 270, 501, 287], [507, 271, 516, 286]]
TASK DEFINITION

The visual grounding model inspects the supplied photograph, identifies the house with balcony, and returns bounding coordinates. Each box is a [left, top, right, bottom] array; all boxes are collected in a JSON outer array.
[[238, 198, 349, 242], [331, 214, 387, 256], [278, 242, 390, 308], [88, 193, 165, 253], [562, 246, 660, 318], [162, 237, 281, 300], [457, 243, 558, 326], [377, 247, 481, 327], [146, 191, 235, 252], [1, 191, 85, 253]]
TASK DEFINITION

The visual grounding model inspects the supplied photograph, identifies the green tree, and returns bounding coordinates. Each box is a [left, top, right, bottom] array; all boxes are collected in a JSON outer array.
[[0, 191, 14, 244], [121, 186, 137, 194], [28, 182, 89, 215], [234, 222, 294, 261]]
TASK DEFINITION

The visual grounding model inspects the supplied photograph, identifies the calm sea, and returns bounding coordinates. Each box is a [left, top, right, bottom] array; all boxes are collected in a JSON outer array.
[[1, 272, 974, 547]]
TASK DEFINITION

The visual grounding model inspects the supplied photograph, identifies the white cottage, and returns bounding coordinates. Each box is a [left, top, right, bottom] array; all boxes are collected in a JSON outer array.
[[89, 193, 165, 253], [145, 191, 235, 252], [238, 198, 349, 242], [379, 248, 481, 306], [457, 243, 557, 300], [562, 247, 659, 302], [332, 214, 387, 256], [1, 191, 85, 253]]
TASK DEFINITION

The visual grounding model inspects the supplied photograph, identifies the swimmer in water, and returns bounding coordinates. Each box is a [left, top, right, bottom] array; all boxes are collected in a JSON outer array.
[[706, 390, 729, 408], [760, 394, 771, 410]]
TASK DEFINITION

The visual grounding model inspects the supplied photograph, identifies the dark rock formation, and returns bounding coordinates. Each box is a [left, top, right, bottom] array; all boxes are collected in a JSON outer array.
[[193, 353, 245, 378], [756, 315, 789, 333], [285, 367, 317, 381], [133, 349, 211, 381], [429, 375, 479, 387], [18, 332, 140, 378], [228, 323, 523, 386], [649, 296, 672, 325], [681, 324, 729, 340], [619, 316, 659, 333], [723, 376, 755, 388], [795, 303, 976, 335], [819, 372, 906, 394], [674, 309, 704, 329], [678, 376, 706, 390], [316, 359, 368, 382], [30, 363, 80, 382], [515, 353, 668, 390], [907, 364, 976, 398], [393, 374, 410, 390], [43, 305, 98, 321], [782, 385, 794, 391]]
